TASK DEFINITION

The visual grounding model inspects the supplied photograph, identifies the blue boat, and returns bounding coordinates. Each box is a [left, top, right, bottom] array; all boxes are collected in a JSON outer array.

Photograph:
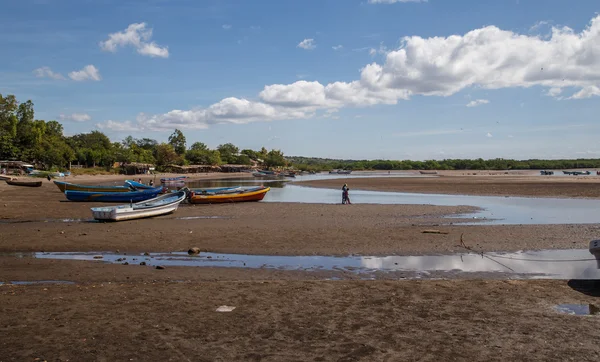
[[124, 180, 155, 189], [64, 186, 164, 202], [160, 176, 187, 182]]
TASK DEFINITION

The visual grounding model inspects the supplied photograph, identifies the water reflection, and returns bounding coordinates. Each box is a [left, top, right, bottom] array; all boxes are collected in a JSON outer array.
[[29, 249, 600, 280], [185, 175, 600, 225]]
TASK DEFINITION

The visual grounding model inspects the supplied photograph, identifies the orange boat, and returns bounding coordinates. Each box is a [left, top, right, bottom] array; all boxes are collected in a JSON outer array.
[[188, 186, 270, 204]]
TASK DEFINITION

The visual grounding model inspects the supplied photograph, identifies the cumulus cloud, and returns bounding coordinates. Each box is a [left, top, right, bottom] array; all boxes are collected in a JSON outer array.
[[332, 45, 343, 51], [99, 23, 169, 58], [33, 66, 65, 80], [68, 65, 101, 81], [568, 86, 600, 99], [368, 0, 427, 3], [466, 99, 490, 107], [297, 38, 316, 50], [60, 113, 91, 122], [101, 15, 600, 131]]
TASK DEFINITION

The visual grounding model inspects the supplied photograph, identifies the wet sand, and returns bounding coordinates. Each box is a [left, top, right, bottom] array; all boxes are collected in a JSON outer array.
[[2, 177, 600, 360], [2, 279, 600, 361], [297, 175, 600, 198]]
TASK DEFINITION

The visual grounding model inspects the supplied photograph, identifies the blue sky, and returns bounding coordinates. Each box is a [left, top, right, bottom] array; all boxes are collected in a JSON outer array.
[[2, 0, 600, 160]]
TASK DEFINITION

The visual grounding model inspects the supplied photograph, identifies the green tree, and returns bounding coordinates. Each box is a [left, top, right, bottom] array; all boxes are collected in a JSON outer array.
[[217, 143, 239, 164], [155, 143, 181, 168], [189, 142, 208, 152], [265, 149, 286, 167], [168, 129, 187, 155]]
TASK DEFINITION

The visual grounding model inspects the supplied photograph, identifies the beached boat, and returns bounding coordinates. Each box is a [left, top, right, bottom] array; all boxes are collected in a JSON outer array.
[[188, 186, 270, 204], [5, 179, 42, 187], [253, 172, 268, 177], [419, 171, 438, 175], [160, 176, 186, 182], [91, 190, 187, 221], [54, 180, 132, 193], [64, 186, 164, 202], [540, 170, 554, 175]]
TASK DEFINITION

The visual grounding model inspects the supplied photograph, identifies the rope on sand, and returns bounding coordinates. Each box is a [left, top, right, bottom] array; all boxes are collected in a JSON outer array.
[[457, 233, 597, 271]]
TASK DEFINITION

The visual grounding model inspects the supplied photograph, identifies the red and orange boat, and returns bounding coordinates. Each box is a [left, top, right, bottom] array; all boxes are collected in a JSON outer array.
[[188, 186, 270, 204]]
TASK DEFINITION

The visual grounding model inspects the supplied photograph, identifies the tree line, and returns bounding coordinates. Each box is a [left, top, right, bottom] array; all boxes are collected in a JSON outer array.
[[0, 94, 286, 171], [288, 156, 600, 171], [3, 94, 599, 172]]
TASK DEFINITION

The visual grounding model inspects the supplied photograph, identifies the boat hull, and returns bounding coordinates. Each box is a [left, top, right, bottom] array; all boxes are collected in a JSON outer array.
[[91, 190, 186, 221], [65, 186, 164, 202], [6, 180, 42, 187], [189, 187, 270, 204], [54, 180, 133, 193]]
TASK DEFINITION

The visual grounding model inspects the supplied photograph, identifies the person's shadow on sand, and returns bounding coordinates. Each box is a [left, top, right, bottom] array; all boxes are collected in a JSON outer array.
[[567, 279, 600, 297]]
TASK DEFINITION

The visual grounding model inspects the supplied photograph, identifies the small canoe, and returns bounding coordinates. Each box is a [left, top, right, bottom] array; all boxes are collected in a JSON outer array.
[[188, 186, 270, 204], [64, 186, 164, 202], [253, 172, 268, 177], [91, 190, 187, 221], [6, 180, 42, 187]]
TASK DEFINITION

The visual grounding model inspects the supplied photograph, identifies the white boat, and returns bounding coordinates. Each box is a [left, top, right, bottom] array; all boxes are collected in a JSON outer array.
[[91, 190, 187, 222]]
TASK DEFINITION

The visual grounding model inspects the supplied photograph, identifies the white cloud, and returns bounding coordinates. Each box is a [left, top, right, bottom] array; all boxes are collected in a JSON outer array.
[[60, 113, 91, 122], [332, 45, 343, 51], [368, 0, 427, 3], [568, 86, 600, 99], [97, 98, 312, 131], [486, 132, 493, 138], [33, 66, 65, 80], [103, 15, 600, 131], [99, 22, 169, 58], [546, 87, 563, 97], [222, 24, 232, 30], [68, 65, 101, 81], [297, 38, 316, 50], [466, 99, 490, 107], [369, 48, 377, 56]]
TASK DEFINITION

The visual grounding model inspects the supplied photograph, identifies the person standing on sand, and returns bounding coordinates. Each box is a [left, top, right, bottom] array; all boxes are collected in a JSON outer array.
[[344, 187, 351, 205], [342, 184, 348, 204]]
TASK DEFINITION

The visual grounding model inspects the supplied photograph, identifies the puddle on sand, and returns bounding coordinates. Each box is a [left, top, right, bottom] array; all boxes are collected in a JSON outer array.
[[554, 304, 600, 316], [0, 218, 97, 224], [8, 280, 75, 285], [175, 216, 232, 220], [28, 249, 600, 280]]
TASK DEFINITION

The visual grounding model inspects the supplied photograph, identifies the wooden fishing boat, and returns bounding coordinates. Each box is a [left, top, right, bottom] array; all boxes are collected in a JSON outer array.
[[54, 180, 133, 193], [188, 186, 270, 204], [91, 190, 187, 221], [253, 172, 268, 177], [64, 186, 164, 202], [419, 170, 438, 175], [6, 179, 42, 187]]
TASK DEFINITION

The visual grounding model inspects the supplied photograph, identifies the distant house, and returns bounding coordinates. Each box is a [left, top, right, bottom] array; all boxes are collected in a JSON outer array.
[[119, 162, 155, 175], [164, 165, 220, 174], [0, 160, 35, 175]]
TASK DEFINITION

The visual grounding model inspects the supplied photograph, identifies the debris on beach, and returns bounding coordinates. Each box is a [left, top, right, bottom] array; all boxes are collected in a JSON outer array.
[[216, 305, 236, 312], [422, 230, 449, 235], [156, 265, 165, 270], [188, 247, 201, 255]]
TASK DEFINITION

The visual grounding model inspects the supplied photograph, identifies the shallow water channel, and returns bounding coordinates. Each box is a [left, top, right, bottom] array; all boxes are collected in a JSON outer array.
[[187, 174, 600, 225], [28, 249, 600, 280]]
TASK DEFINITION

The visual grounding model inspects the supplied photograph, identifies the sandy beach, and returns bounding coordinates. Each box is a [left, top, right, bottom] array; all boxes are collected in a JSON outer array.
[[1, 174, 600, 361]]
